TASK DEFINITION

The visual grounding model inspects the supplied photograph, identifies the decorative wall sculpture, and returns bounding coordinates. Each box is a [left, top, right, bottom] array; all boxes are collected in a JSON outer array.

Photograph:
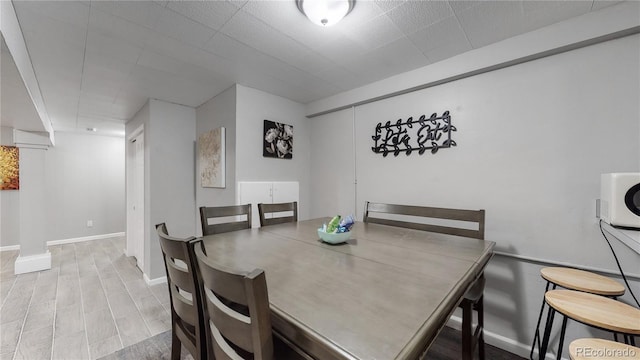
[[371, 111, 456, 157], [199, 127, 225, 188], [263, 120, 293, 159], [0, 146, 19, 190]]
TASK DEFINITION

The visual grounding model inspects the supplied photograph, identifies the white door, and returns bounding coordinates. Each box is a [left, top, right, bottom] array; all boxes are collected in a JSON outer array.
[[128, 132, 145, 270]]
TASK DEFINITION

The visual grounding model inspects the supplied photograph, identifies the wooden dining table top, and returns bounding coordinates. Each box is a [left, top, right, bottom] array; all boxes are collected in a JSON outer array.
[[201, 218, 495, 360]]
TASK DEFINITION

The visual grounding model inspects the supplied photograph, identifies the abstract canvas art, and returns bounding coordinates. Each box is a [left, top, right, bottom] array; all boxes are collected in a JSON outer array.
[[199, 127, 225, 188], [263, 120, 293, 159], [0, 146, 19, 190]]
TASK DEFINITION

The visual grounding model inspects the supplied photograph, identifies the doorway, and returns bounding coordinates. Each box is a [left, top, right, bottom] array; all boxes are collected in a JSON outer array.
[[126, 126, 145, 270]]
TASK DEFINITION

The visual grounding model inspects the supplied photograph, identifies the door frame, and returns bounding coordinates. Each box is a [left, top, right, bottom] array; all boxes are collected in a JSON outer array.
[[126, 125, 145, 270]]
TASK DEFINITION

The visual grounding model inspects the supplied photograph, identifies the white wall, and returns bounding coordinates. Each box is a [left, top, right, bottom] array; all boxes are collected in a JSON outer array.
[[195, 85, 237, 235], [309, 33, 640, 358], [45, 132, 125, 241], [235, 85, 311, 220]]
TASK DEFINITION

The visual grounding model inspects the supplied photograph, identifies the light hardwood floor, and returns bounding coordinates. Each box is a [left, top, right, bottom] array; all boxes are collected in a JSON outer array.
[[0, 237, 171, 360], [1, 237, 524, 360]]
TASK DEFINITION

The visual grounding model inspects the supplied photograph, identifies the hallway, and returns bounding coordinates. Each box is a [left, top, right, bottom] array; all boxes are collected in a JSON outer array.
[[0, 237, 170, 360]]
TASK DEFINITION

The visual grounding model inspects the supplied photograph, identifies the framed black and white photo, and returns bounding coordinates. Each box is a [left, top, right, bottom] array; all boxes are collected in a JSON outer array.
[[263, 120, 293, 159]]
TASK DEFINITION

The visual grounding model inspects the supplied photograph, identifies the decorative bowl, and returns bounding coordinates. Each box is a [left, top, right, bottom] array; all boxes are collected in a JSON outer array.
[[317, 229, 351, 244]]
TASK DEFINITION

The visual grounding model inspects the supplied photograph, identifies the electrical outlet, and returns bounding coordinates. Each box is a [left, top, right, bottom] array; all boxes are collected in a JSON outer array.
[[87, 220, 93, 227]]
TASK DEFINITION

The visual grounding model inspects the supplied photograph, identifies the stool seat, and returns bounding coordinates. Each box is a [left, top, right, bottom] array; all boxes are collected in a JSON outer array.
[[570, 338, 640, 360], [541, 267, 625, 296], [545, 290, 640, 335]]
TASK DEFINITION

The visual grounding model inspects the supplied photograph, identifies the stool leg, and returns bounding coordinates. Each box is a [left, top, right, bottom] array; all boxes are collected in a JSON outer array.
[[530, 282, 552, 360], [556, 315, 568, 360], [539, 307, 555, 360]]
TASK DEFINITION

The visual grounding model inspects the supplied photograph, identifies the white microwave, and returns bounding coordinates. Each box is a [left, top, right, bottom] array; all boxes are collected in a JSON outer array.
[[600, 173, 640, 229]]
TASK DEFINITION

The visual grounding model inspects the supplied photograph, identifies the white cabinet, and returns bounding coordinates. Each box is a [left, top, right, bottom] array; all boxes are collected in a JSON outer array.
[[237, 181, 299, 227]]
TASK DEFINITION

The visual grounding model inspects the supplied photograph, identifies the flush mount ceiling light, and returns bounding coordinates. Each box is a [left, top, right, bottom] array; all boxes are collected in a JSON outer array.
[[296, 0, 355, 27]]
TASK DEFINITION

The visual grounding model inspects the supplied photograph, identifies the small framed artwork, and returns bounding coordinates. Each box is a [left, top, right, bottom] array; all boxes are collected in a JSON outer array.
[[263, 120, 293, 159], [199, 127, 225, 188], [0, 146, 19, 190]]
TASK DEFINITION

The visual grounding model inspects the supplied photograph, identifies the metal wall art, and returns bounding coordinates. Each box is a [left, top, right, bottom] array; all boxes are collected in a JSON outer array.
[[371, 111, 456, 157]]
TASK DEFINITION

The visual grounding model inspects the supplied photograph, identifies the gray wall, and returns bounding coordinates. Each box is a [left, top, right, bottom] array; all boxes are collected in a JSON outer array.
[[45, 132, 125, 241], [195, 85, 237, 235], [126, 99, 197, 280], [309, 109, 355, 219], [1, 126, 19, 247], [309, 34, 640, 357], [195, 84, 312, 232], [235, 85, 311, 220], [1, 127, 125, 248]]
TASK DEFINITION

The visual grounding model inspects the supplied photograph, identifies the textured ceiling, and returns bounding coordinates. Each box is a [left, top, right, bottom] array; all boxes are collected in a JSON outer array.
[[7, 0, 622, 136]]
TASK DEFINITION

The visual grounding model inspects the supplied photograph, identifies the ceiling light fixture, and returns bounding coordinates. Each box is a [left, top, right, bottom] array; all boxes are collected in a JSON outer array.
[[296, 0, 355, 27], [86, 127, 97, 132]]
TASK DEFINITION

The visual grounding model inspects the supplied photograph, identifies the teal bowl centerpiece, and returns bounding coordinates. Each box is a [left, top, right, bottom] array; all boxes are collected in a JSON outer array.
[[317, 229, 351, 244]]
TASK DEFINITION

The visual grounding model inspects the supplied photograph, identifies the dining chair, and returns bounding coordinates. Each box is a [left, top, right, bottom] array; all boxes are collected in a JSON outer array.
[[364, 201, 487, 360], [199, 204, 252, 236], [193, 240, 310, 360], [156, 223, 207, 360], [258, 201, 298, 227]]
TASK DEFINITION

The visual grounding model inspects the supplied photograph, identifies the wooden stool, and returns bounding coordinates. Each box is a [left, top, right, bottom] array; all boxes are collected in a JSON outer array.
[[531, 267, 626, 359], [570, 338, 640, 360], [539, 290, 640, 360]]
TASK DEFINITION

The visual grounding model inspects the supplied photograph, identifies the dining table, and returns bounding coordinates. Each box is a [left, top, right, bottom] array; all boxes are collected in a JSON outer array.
[[201, 218, 495, 360]]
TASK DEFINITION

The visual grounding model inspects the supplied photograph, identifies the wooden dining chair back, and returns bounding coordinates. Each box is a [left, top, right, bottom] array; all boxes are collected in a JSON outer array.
[[258, 201, 298, 227], [363, 201, 485, 239], [363, 201, 487, 360], [200, 204, 252, 236], [194, 242, 274, 360], [156, 223, 206, 360]]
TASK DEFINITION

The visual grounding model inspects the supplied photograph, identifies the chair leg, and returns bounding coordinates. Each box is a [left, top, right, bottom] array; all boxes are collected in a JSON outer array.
[[171, 328, 182, 360], [461, 299, 473, 360], [477, 296, 485, 360]]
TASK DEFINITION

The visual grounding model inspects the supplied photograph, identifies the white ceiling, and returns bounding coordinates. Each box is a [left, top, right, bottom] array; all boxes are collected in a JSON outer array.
[[5, 0, 623, 136]]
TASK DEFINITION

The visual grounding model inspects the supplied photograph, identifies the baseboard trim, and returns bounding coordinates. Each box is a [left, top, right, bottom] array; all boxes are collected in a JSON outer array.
[[446, 316, 568, 360], [143, 273, 167, 286], [47, 232, 125, 246], [14, 251, 51, 274], [0, 245, 20, 252]]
